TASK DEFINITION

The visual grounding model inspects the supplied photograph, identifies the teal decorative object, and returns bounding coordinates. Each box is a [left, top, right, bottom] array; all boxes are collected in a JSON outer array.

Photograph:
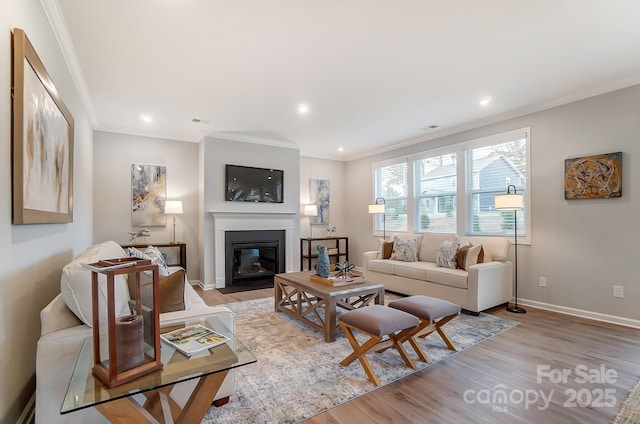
[[316, 245, 330, 278]]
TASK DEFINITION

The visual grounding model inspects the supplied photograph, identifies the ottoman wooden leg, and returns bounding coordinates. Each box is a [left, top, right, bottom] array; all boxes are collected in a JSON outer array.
[[339, 321, 383, 386], [338, 305, 420, 386]]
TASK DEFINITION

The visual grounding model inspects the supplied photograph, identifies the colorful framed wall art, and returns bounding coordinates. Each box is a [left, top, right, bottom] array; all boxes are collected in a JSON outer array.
[[309, 178, 330, 225], [564, 152, 622, 200]]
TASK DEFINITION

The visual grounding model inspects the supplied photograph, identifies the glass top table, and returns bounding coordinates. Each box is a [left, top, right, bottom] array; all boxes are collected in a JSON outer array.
[[62, 314, 256, 423]]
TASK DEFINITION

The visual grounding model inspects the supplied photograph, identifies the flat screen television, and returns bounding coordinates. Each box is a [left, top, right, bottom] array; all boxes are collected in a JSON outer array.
[[225, 164, 284, 203]]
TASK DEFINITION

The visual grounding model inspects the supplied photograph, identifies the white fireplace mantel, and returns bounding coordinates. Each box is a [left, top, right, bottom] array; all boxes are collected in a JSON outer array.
[[206, 211, 298, 289]]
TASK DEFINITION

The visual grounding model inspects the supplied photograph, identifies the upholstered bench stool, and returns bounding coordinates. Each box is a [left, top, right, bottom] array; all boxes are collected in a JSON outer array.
[[338, 304, 420, 386], [388, 295, 461, 363]]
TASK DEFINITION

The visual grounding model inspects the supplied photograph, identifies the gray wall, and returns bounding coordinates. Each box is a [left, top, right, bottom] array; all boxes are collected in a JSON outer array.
[[93, 131, 201, 280], [0, 1, 94, 421], [346, 84, 640, 322], [299, 157, 347, 239]]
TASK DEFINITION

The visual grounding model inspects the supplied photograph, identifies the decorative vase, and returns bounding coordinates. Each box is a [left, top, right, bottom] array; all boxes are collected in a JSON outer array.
[[316, 245, 330, 278]]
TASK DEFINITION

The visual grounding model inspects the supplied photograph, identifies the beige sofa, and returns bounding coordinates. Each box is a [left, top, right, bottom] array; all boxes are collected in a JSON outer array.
[[363, 233, 513, 313], [35, 241, 235, 424]]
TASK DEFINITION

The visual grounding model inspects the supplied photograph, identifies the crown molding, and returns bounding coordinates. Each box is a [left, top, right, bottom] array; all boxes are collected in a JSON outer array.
[[40, 0, 98, 126], [206, 131, 300, 150]]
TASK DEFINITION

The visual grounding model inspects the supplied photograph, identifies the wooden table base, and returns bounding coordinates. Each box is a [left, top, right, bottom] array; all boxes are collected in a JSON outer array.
[[95, 370, 228, 423]]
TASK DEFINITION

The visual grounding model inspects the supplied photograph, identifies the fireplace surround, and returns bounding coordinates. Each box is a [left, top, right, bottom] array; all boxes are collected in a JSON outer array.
[[207, 212, 297, 290]]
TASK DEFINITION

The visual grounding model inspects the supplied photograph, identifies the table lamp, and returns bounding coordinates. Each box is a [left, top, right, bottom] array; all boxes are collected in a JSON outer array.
[[304, 204, 318, 238], [165, 200, 183, 244]]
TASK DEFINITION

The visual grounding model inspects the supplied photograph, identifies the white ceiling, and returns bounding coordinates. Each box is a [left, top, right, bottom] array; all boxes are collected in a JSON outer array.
[[48, 0, 640, 160]]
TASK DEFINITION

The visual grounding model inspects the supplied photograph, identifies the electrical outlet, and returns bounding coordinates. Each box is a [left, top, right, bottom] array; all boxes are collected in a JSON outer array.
[[539, 276, 547, 287], [613, 285, 624, 298]]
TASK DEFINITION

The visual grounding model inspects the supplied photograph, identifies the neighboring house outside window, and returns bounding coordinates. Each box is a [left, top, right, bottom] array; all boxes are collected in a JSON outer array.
[[373, 127, 530, 242]]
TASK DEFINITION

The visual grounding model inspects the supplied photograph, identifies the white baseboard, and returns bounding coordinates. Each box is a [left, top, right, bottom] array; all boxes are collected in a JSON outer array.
[[193, 279, 217, 291], [518, 298, 640, 329]]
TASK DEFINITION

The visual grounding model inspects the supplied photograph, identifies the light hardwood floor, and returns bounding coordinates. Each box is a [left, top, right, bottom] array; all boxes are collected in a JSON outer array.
[[196, 286, 640, 424]]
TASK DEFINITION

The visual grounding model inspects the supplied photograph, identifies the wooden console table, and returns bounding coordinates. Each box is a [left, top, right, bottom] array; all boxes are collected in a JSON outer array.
[[122, 242, 187, 270]]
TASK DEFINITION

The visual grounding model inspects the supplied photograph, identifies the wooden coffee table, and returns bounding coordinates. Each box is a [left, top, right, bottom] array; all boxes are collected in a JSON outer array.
[[274, 271, 384, 342]]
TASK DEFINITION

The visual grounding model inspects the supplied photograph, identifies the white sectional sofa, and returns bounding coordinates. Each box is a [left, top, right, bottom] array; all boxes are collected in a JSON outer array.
[[363, 233, 513, 313], [35, 240, 235, 424]]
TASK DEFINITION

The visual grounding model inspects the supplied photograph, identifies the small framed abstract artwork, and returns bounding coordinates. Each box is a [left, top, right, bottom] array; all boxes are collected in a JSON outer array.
[[131, 164, 167, 226], [309, 178, 330, 225], [564, 152, 622, 199], [11, 28, 75, 224]]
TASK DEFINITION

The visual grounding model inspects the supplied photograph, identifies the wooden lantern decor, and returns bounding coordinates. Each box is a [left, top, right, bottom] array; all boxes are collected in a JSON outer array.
[[84, 258, 163, 388]]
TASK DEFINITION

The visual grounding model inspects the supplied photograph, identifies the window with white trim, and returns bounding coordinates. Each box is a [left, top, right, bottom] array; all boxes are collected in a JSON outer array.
[[413, 152, 457, 233], [465, 131, 528, 239], [373, 160, 408, 234], [372, 128, 530, 241]]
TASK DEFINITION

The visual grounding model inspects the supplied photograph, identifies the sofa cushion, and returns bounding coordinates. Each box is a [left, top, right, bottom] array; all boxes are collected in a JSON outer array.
[[61, 241, 131, 327], [419, 232, 456, 262], [436, 240, 460, 269], [393, 261, 436, 280], [393, 236, 420, 262], [367, 259, 396, 274], [424, 267, 469, 289], [456, 243, 485, 270]]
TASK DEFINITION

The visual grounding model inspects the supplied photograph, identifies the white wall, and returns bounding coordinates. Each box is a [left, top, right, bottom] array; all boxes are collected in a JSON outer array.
[[200, 137, 301, 286], [93, 131, 200, 280], [0, 1, 94, 421], [346, 84, 640, 322]]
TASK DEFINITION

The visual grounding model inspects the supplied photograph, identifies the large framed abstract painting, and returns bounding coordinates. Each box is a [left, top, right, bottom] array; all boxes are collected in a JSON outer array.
[[11, 28, 74, 224], [309, 178, 330, 225], [131, 164, 167, 226], [564, 152, 622, 200]]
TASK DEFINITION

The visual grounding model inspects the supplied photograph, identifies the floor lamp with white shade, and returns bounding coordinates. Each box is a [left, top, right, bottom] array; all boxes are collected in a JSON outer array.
[[368, 197, 386, 240], [494, 185, 526, 314]]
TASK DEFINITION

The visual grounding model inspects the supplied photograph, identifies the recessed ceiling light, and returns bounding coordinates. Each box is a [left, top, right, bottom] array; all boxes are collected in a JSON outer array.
[[298, 103, 309, 115], [479, 97, 492, 107], [140, 113, 152, 123], [338, 147, 344, 152], [420, 125, 439, 131]]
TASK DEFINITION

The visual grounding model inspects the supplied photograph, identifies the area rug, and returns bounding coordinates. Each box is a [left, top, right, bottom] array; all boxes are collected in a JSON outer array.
[[202, 297, 518, 424], [612, 378, 640, 424]]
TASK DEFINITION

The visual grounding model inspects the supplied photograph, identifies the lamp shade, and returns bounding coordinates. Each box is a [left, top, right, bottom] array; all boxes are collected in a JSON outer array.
[[164, 200, 183, 214], [494, 194, 523, 210], [303, 204, 318, 217], [368, 204, 385, 214]]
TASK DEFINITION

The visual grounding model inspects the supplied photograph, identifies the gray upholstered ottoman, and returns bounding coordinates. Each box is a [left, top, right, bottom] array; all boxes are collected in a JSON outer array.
[[388, 295, 461, 362], [338, 304, 420, 385]]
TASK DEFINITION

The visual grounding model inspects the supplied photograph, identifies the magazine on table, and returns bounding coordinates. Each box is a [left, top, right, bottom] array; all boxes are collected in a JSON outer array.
[[160, 324, 229, 356]]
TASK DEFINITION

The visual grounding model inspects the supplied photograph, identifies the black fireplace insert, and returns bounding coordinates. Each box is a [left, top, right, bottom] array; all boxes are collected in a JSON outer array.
[[225, 230, 285, 288]]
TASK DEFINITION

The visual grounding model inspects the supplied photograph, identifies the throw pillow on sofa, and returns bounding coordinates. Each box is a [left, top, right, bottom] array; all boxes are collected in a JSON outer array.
[[456, 243, 485, 270], [129, 269, 186, 313], [436, 239, 460, 269], [378, 239, 394, 259], [393, 236, 420, 262], [128, 246, 170, 276], [61, 240, 131, 327]]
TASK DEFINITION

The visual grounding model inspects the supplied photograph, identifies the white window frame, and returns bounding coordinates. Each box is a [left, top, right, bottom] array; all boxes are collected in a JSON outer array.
[[371, 127, 531, 244]]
